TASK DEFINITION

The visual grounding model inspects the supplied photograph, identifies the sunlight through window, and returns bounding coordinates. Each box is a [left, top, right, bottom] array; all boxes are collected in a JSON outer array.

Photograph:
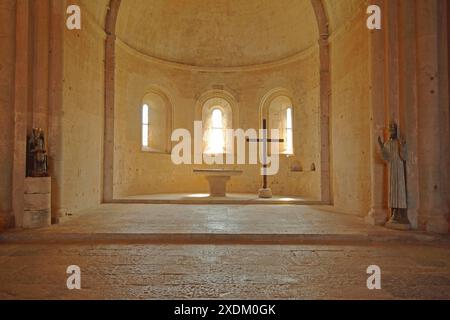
[[207, 108, 225, 154], [285, 107, 293, 154], [142, 104, 149, 148]]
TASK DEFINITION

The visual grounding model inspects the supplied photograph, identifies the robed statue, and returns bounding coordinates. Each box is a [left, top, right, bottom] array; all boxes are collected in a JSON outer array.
[[378, 121, 410, 228], [27, 128, 48, 177]]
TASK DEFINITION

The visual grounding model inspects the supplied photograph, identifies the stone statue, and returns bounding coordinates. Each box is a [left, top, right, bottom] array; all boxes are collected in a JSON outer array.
[[27, 128, 48, 177], [378, 121, 411, 229]]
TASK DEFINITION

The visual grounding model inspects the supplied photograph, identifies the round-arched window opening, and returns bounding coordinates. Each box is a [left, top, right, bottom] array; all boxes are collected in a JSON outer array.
[[207, 108, 225, 154]]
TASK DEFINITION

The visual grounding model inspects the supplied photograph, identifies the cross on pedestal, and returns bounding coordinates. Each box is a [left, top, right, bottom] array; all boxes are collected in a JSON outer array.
[[247, 119, 284, 198]]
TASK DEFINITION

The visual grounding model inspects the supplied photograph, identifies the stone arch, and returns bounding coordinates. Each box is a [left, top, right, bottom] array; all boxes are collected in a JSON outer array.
[[103, 0, 330, 203], [259, 88, 294, 126], [260, 88, 295, 155], [195, 89, 239, 128], [195, 90, 239, 155], [310, 0, 329, 39], [140, 86, 174, 154]]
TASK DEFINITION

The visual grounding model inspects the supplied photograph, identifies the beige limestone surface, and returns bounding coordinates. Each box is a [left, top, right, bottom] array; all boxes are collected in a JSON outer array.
[[115, 193, 318, 205], [61, 3, 106, 215], [0, 0, 16, 228], [194, 169, 243, 197], [1, 0, 448, 235], [329, 5, 371, 216], [0, 243, 449, 299], [22, 177, 51, 229], [115, 0, 319, 68], [2, 204, 446, 243], [1, 203, 449, 299], [113, 42, 321, 200]]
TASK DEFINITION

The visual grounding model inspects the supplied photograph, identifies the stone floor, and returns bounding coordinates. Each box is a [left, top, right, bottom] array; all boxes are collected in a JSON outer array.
[[0, 204, 449, 299], [1, 204, 445, 245], [4, 204, 378, 235], [0, 204, 441, 240], [0, 243, 450, 299]]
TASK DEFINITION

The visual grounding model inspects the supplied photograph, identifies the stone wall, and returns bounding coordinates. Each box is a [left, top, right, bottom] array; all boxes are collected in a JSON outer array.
[[60, 5, 106, 214], [329, 4, 371, 215], [1, 0, 445, 231], [0, 0, 16, 229], [113, 43, 322, 199]]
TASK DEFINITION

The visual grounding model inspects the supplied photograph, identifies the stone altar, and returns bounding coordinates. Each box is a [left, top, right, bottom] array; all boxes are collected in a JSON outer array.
[[194, 169, 243, 197]]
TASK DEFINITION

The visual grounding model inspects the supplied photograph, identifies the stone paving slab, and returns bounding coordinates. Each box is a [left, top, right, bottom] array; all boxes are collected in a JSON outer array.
[[0, 244, 449, 299], [1, 232, 447, 246], [1, 204, 448, 246]]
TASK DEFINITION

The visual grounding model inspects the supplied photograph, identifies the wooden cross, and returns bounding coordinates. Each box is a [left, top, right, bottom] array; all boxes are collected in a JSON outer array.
[[247, 119, 284, 189]]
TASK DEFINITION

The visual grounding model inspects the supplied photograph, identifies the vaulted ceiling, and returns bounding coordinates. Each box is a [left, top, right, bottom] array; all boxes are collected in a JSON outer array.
[[79, 0, 365, 67]]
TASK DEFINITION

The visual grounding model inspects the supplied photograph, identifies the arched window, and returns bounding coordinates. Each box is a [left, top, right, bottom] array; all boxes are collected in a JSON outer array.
[[261, 92, 295, 155], [201, 97, 233, 154], [141, 90, 173, 153], [142, 104, 149, 148], [285, 107, 293, 155], [207, 108, 225, 154]]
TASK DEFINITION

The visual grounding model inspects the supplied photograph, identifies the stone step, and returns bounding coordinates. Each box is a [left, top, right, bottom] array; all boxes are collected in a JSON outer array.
[[112, 199, 324, 205], [0, 231, 446, 246]]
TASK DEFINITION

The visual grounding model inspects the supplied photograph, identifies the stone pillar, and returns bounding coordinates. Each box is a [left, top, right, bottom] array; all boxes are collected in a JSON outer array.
[[446, 0, 450, 232], [103, 0, 122, 202], [438, 1, 450, 232], [0, 0, 17, 230], [398, 0, 420, 228], [12, 0, 56, 228], [310, 0, 331, 205], [386, 0, 400, 121], [437, 0, 450, 232], [48, 0, 66, 223], [318, 36, 331, 205], [12, 0, 31, 227], [32, 0, 50, 133], [103, 33, 115, 203], [366, 0, 389, 225], [416, 0, 448, 233]]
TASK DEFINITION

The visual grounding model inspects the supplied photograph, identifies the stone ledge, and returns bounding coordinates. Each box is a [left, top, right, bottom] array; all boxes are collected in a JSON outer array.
[[0, 232, 447, 247], [111, 198, 323, 205]]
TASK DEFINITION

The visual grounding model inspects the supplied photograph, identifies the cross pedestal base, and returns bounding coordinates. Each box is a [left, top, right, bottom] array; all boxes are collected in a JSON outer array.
[[258, 188, 273, 199], [385, 220, 412, 231]]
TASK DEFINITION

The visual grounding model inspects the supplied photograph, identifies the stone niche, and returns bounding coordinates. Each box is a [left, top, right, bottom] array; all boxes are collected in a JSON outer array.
[[23, 177, 51, 228]]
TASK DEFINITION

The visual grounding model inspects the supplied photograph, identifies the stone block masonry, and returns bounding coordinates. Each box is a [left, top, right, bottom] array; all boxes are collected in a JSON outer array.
[[23, 177, 51, 228]]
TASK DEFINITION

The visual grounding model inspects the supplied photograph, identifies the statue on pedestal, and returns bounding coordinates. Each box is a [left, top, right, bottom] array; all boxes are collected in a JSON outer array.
[[27, 128, 48, 177], [378, 121, 411, 230]]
